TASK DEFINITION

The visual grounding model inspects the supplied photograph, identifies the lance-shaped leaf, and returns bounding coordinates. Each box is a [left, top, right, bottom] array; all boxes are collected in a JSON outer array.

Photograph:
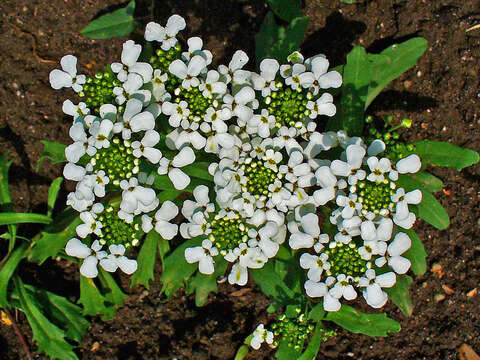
[[0, 244, 29, 308], [14, 277, 79, 360], [130, 231, 159, 289], [159, 237, 202, 298], [79, 277, 115, 320], [403, 229, 427, 275], [325, 304, 401, 336], [98, 270, 128, 307], [407, 172, 443, 193], [47, 177, 63, 217], [365, 37, 428, 108], [255, 12, 309, 65], [266, 0, 302, 22], [329, 46, 371, 135], [36, 140, 67, 172], [411, 140, 479, 171], [298, 323, 326, 360], [186, 257, 228, 307], [0, 212, 51, 225], [81, 0, 137, 39], [385, 274, 413, 317]]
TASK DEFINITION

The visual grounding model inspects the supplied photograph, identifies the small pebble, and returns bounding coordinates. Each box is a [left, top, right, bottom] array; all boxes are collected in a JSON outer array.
[[91, 342, 100, 352], [442, 285, 455, 295], [434, 293, 446, 302], [467, 288, 478, 298], [431, 263, 444, 278], [403, 80, 412, 89]]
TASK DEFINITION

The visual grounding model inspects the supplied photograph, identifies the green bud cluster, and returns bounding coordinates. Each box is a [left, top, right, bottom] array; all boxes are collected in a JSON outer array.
[[78, 72, 121, 114], [174, 85, 214, 122], [97, 206, 140, 248], [91, 137, 139, 186], [242, 161, 277, 197], [266, 84, 312, 128], [271, 311, 314, 350], [325, 242, 367, 278], [357, 179, 396, 215], [149, 44, 182, 74], [208, 212, 249, 253], [365, 115, 415, 163]]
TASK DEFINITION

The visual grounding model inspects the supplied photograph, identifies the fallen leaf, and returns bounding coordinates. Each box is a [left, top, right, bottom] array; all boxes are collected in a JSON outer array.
[[431, 263, 444, 278], [459, 344, 480, 360], [231, 288, 252, 297], [467, 288, 478, 298], [0, 311, 12, 326], [91, 342, 100, 352]]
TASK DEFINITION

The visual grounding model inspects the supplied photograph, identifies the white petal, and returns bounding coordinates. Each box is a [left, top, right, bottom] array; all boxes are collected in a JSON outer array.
[[156, 200, 179, 221], [198, 256, 215, 275], [388, 256, 411, 274], [289, 232, 314, 249], [63, 163, 86, 181], [364, 283, 388, 308], [313, 187, 335, 206], [304, 280, 327, 298], [121, 40, 141, 66], [367, 139, 386, 156], [49, 69, 72, 89], [172, 147, 195, 167], [185, 246, 204, 263], [301, 213, 320, 237], [123, 98, 143, 121], [187, 55, 206, 77], [65, 238, 91, 259], [169, 168, 190, 190], [130, 112, 155, 132], [117, 256, 138, 274], [346, 145, 366, 169], [169, 59, 188, 79], [323, 293, 341, 311], [156, 220, 178, 240], [388, 232, 411, 256], [80, 256, 99, 278], [375, 272, 396, 288], [396, 154, 421, 174], [405, 189, 422, 204], [100, 255, 118, 272]]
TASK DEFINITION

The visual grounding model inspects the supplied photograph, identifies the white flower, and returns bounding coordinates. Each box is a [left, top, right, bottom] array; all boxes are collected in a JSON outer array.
[[306, 55, 342, 95], [157, 147, 196, 190], [119, 177, 157, 214], [299, 252, 330, 281], [162, 100, 190, 127], [329, 274, 357, 301], [392, 188, 422, 229], [111, 40, 153, 82], [289, 212, 320, 250], [248, 109, 275, 138], [62, 100, 90, 122], [185, 239, 219, 275], [218, 50, 249, 84], [169, 55, 207, 89], [153, 201, 179, 240], [360, 218, 393, 242], [306, 93, 336, 118], [374, 232, 412, 274], [63, 163, 86, 181], [122, 98, 155, 134], [145, 15, 186, 50], [49, 55, 86, 92], [330, 144, 366, 184], [132, 130, 162, 164], [181, 185, 213, 219], [336, 194, 362, 219], [250, 324, 274, 350], [284, 63, 314, 90], [366, 157, 392, 183], [251, 59, 279, 97], [65, 123, 96, 163], [313, 166, 338, 205], [228, 263, 248, 286], [65, 239, 104, 278], [223, 86, 256, 124], [90, 119, 114, 149], [359, 269, 396, 309], [76, 211, 103, 238], [176, 121, 207, 150]]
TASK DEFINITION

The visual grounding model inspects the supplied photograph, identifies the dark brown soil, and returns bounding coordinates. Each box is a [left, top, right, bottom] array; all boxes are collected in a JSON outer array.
[[0, 0, 479, 359]]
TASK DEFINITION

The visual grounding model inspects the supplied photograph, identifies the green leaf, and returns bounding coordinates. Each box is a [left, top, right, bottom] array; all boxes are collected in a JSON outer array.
[[47, 177, 63, 217], [234, 344, 250, 360], [266, 0, 302, 22], [0, 212, 51, 225], [160, 237, 202, 298], [79, 277, 115, 320], [255, 12, 309, 65], [36, 140, 67, 172], [325, 304, 401, 337], [182, 162, 214, 182], [0, 243, 29, 308], [250, 261, 301, 306], [407, 172, 443, 193], [330, 46, 371, 134], [14, 277, 78, 360], [130, 231, 158, 289], [29, 208, 81, 264], [0, 153, 16, 249], [22, 285, 89, 344], [275, 340, 303, 359], [298, 323, 325, 360], [365, 37, 428, 108], [403, 229, 427, 275], [307, 303, 325, 322], [416, 190, 449, 230], [385, 274, 413, 317], [186, 257, 228, 307], [81, 0, 137, 39], [98, 270, 128, 307], [412, 140, 479, 171]]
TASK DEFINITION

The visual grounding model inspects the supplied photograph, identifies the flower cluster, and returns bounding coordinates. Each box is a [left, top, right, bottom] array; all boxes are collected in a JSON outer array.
[[50, 13, 424, 326]]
